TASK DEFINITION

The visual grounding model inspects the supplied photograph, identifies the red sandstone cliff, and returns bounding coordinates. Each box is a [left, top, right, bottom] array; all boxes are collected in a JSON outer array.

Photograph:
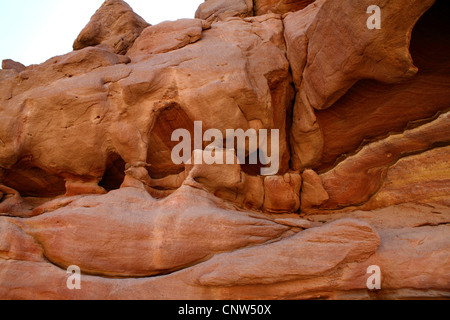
[[0, 0, 449, 300]]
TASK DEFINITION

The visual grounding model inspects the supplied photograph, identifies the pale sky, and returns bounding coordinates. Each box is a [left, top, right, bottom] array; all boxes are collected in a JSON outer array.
[[0, 0, 204, 67]]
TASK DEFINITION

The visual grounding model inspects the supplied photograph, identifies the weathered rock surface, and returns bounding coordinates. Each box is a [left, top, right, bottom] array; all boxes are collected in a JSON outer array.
[[128, 19, 210, 56], [194, 219, 380, 286], [73, 0, 149, 54], [315, 1, 450, 172], [14, 187, 293, 277], [0, 0, 449, 300], [288, 0, 435, 112], [1, 59, 25, 73], [0, 14, 293, 199], [315, 112, 450, 211], [361, 146, 450, 210], [196, 0, 253, 23], [300, 169, 328, 210], [254, 0, 315, 15], [285, 0, 438, 170], [1, 199, 448, 300], [263, 173, 302, 213]]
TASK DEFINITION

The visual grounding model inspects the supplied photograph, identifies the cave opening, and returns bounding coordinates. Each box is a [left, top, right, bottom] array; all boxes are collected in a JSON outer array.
[[314, 0, 450, 173]]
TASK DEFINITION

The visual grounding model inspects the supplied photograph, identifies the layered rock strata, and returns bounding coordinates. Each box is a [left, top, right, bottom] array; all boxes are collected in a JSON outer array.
[[0, 0, 449, 300]]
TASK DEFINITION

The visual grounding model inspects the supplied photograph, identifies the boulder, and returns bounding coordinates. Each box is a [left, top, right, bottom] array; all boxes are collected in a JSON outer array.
[[73, 0, 149, 54]]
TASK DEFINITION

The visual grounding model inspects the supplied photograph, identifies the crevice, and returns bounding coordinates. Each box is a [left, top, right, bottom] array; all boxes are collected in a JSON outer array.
[[320, 143, 450, 211], [319, 108, 450, 175], [412, 222, 450, 228]]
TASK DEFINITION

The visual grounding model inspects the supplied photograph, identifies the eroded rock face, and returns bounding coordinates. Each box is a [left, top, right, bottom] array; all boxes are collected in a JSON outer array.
[[315, 112, 450, 211], [254, 0, 315, 15], [73, 0, 150, 54], [127, 19, 211, 56], [195, 0, 253, 23], [1, 59, 25, 73], [263, 173, 302, 213], [17, 187, 292, 277], [300, 169, 328, 210], [0, 0, 449, 300], [284, 0, 438, 170], [0, 14, 293, 199], [315, 0, 450, 173]]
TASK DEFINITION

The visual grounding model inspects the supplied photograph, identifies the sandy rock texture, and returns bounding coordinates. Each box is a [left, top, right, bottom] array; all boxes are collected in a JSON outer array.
[[73, 0, 150, 54], [254, 0, 314, 15], [196, 0, 254, 23], [1, 60, 25, 73], [0, 0, 449, 300]]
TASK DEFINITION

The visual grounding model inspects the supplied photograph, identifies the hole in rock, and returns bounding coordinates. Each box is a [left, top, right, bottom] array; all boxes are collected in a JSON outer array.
[[147, 103, 195, 179], [241, 153, 269, 177], [409, 0, 450, 71], [99, 154, 126, 191]]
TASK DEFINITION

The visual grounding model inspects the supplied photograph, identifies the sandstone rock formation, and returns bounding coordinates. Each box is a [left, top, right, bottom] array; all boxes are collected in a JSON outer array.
[[0, 0, 449, 300], [1, 59, 25, 73], [73, 0, 150, 54], [254, 0, 314, 15], [195, 0, 253, 22]]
